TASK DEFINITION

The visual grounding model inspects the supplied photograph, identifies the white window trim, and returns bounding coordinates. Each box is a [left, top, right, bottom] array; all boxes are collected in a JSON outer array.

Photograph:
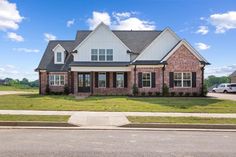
[[91, 49, 113, 62], [174, 72, 192, 88], [98, 72, 106, 88], [54, 51, 64, 64], [142, 72, 151, 88], [49, 74, 65, 86], [116, 72, 124, 88]]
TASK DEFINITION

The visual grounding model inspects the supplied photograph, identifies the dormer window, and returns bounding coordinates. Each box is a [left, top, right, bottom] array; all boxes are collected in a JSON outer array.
[[55, 51, 64, 64]]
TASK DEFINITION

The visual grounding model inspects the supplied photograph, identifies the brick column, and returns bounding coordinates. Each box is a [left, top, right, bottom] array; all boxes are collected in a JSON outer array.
[[40, 72, 48, 95]]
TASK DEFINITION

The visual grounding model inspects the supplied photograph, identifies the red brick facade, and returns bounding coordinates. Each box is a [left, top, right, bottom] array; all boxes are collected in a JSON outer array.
[[39, 44, 204, 95], [164, 45, 203, 94]]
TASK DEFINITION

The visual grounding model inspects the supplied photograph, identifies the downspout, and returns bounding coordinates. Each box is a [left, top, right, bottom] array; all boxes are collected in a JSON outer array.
[[134, 65, 137, 86], [162, 64, 166, 93], [201, 64, 206, 95]]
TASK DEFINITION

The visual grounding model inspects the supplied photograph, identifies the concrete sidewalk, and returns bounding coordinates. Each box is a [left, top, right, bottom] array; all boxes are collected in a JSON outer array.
[[2, 110, 236, 127], [0, 91, 33, 95], [1, 110, 236, 118]]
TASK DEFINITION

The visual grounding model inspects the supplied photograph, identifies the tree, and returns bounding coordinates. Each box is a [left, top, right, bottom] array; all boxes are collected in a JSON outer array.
[[205, 75, 230, 87]]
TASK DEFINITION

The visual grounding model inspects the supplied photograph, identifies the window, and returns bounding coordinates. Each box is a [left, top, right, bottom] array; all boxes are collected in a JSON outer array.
[[49, 74, 65, 86], [91, 49, 98, 61], [99, 49, 106, 61], [56, 52, 62, 63], [116, 73, 124, 88], [174, 72, 191, 88], [142, 73, 151, 87], [107, 49, 113, 61], [98, 72, 106, 88]]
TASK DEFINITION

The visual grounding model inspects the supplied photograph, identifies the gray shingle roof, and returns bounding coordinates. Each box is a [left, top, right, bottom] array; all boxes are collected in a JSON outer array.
[[230, 71, 236, 77], [70, 61, 130, 67], [36, 30, 163, 71]]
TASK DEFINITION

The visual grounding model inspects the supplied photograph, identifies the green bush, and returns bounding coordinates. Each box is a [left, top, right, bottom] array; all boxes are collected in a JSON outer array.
[[201, 84, 208, 96], [148, 92, 153, 96], [155, 92, 161, 97], [162, 84, 169, 96], [192, 92, 198, 97], [64, 84, 70, 95], [132, 84, 139, 96], [170, 92, 176, 97], [184, 92, 191, 97], [141, 92, 146, 96], [178, 92, 184, 97]]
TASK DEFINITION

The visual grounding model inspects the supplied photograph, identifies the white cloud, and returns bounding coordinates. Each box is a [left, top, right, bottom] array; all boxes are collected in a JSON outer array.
[[13, 48, 40, 53], [87, 11, 155, 30], [195, 42, 210, 50], [87, 12, 111, 29], [0, 0, 24, 31], [44, 33, 56, 41], [210, 11, 236, 33], [66, 19, 75, 27], [205, 64, 236, 77], [196, 26, 209, 35], [0, 65, 37, 81], [7, 32, 24, 42]]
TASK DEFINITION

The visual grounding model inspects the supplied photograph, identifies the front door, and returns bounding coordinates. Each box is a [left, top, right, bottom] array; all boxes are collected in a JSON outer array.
[[78, 73, 91, 92]]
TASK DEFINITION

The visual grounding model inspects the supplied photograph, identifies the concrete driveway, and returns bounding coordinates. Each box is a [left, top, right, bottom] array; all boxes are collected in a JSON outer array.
[[0, 91, 32, 95], [208, 93, 236, 101]]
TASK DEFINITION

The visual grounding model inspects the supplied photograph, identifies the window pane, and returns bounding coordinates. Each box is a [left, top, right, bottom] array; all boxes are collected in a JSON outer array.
[[85, 74, 90, 87], [78, 74, 83, 87], [91, 49, 98, 61], [183, 73, 191, 79], [142, 73, 151, 87], [55, 75, 60, 85], [60, 75, 64, 85], [56, 52, 62, 62], [174, 73, 182, 79], [99, 49, 105, 61], [183, 80, 191, 87], [174, 80, 182, 87], [107, 49, 113, 61], [98, 73, 106, 87], [49, 75, 54, 85], [116, 73, 124, 88]]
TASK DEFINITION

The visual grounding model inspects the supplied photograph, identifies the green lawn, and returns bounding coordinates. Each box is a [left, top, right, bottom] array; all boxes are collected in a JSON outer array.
[[0, 85, 38, 92], [0, 114, 69, 122], [0, 93, 236, 113], [128, 116, 236, 124]]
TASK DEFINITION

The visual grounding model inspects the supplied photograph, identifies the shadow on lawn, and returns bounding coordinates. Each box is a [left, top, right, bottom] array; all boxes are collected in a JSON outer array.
[[128, 97, 224, 109]]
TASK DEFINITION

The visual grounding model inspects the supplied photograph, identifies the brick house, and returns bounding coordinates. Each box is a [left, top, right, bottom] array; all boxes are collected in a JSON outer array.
[[36, 22, 209, 95]]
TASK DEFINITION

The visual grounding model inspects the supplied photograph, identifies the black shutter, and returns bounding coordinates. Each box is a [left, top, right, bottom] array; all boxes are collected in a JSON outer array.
[[169, 72, 174, 88], [192, 72, 196, 88], [113, 72, 116, 88], [151, 72, 156, 88], [138, 72, 142, 88], [95, 72, 98, 88], [124, 72, 128, 88], [106, 72, 110, 88]]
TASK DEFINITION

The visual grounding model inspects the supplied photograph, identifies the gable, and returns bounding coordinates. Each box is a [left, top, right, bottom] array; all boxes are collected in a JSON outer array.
[[133, 28, 180, 62], [162, 40, 208, 63], [73, 23, 131, 62]]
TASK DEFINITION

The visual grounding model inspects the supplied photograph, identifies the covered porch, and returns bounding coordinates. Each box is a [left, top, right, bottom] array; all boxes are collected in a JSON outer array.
[[70, 65, 133, 95]]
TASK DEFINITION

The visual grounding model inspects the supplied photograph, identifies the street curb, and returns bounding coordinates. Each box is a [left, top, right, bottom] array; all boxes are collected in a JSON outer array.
[[0, 121, 77, 127], [122, 123, 236, 129]]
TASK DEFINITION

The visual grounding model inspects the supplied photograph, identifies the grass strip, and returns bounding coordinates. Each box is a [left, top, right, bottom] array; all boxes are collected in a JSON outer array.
[[0, 115, 70, 122]]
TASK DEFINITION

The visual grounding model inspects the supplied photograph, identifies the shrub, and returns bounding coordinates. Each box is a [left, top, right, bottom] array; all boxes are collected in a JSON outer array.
[[184, 92, 190, 97], [64, 84, 70, 95], [178, 92, 184, 97], [170, 92, 176, 97], [155, 92, 161, 97], [132, 84, 139, 96], [192, 92, 198, 97], [148, 92, 153, 96], [45, 84, 50, 95], [141, 92, 146, 96], [201, 84, 208, 97], [162, 84, 169, 96]]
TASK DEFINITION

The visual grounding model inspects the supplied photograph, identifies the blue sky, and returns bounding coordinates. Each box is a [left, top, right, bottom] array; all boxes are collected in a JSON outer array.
[[0, 0, 236, 80]]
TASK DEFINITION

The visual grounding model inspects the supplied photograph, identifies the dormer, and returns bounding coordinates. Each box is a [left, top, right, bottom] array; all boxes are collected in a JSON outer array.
[[52, 44, 65, 64]]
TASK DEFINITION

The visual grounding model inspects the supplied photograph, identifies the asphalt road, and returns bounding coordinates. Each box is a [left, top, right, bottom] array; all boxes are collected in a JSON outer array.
[[208, 92, 236, 101], [0, 129, 236, 157]]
